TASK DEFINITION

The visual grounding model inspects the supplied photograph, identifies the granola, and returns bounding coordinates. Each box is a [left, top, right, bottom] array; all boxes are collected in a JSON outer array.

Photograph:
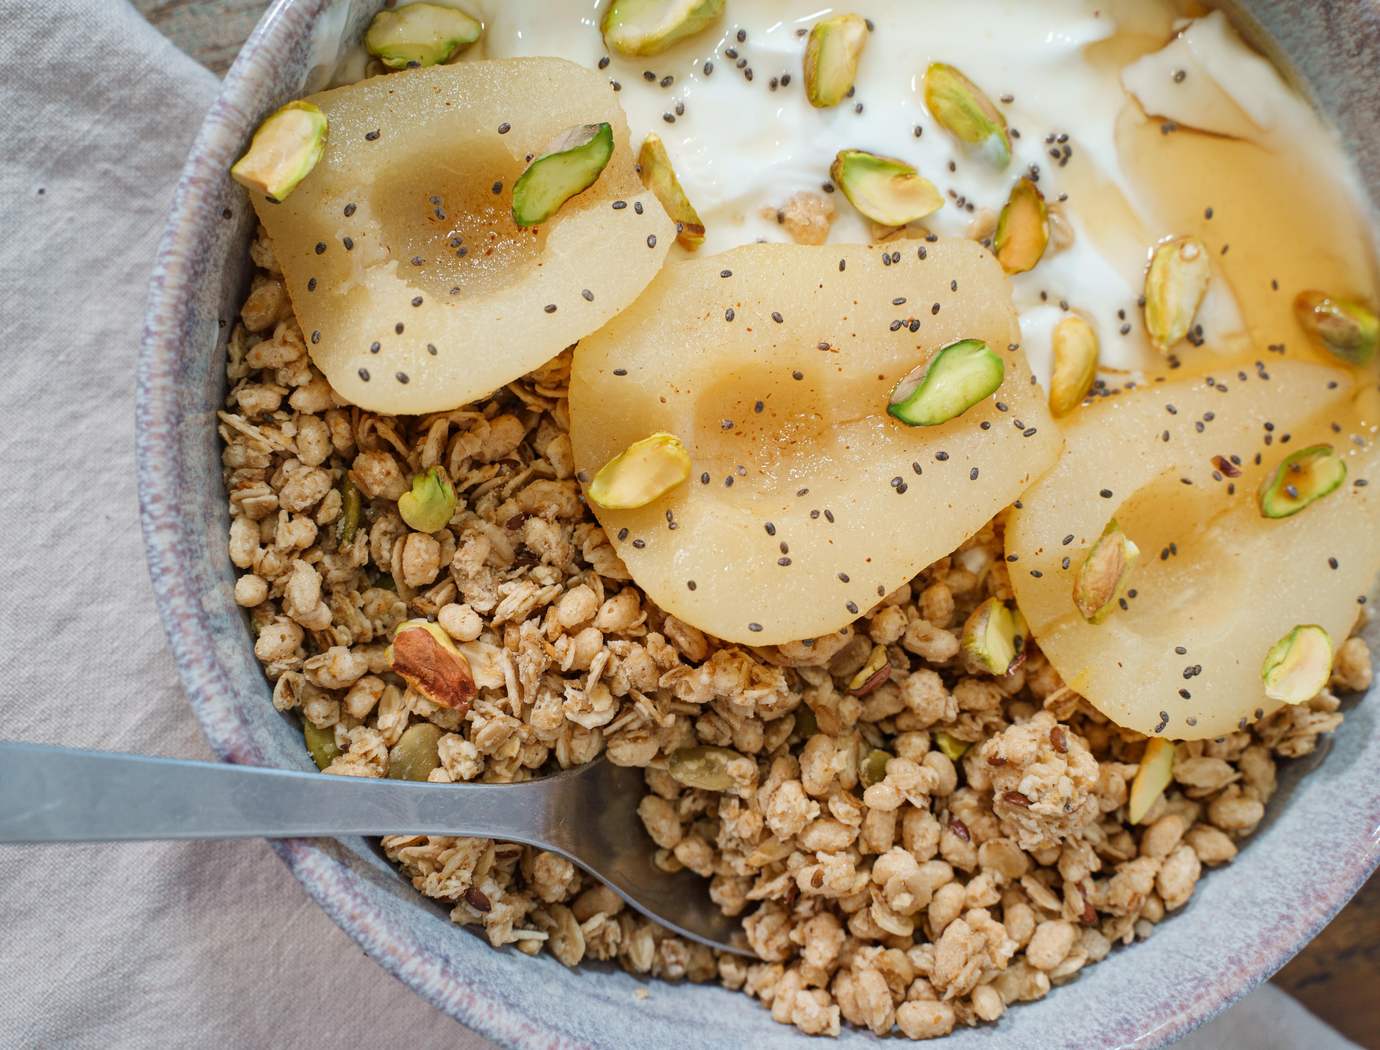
[[221, 230, 1371, 1040]]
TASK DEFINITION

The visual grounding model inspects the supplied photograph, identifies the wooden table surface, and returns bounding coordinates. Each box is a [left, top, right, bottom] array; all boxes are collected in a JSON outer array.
[[133, 1, 1380, 1044]]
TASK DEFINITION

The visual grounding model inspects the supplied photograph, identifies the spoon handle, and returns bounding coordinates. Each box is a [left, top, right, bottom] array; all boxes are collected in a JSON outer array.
[[0, 741, 564, 846]]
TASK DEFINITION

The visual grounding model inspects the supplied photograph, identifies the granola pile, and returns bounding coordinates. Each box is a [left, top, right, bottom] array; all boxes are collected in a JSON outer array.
[[221, 230, 1372, 1040]]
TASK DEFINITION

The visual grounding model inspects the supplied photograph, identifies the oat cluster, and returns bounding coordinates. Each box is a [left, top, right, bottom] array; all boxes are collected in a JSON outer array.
[[221, 230, 1372, 1040]]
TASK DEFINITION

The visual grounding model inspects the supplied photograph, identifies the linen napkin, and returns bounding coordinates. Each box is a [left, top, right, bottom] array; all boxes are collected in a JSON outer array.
[[0, 1, 1362, 1047]]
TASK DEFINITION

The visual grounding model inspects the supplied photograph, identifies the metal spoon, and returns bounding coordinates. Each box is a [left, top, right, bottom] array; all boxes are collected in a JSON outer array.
[[0, 741, 750, 956]]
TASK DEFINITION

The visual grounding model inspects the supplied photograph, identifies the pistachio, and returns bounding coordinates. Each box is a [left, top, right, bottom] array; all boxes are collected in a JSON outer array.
[[363, 2, 482, 69], [303, 720, 341, 771], [803, 14, 869, 108], [994, 177, 1049, 275], [397, 466, 456, 533], [1261, 624, 1333, 705], [1257, 444, 1347, 519], [387, 722, 446, 781], [961, 596, 1026, 675], [1293, 291, 1378, 366], [230, 100, 328, 203], [336, 476, 362, 546], [388, 619, 477, 711], [1048, 315, 1099, 418], [511, 123, 615, 228], [859, 748, 892, 788], [1143, 236, 1211, 352], [795, 705, 819, 738], [887, 339, 1004, 427], [934, 731, 971, 761], [638, 134, 705, 249], [830, 149, 943, 228], [1073, 520, 1139, 623], [848, 644, 891, 695], [601, 0, 725, 56], [1128, 737, 1175, 824], [667, 745, 742, 790], [923, 63, 1011, 168], [588, 432, 691, 509]]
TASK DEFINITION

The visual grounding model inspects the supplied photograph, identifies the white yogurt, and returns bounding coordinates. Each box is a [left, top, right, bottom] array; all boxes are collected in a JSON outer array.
[[355, 0, 1372, 386]]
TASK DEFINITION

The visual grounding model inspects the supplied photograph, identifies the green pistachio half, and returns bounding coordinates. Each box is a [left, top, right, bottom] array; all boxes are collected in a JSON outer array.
[[668, 745, 742, 790], [887, 339, 1004, 427], [601, 0, 725, 56], [638, 134, 704, 249], [923, 63, 1011, 168], [961, 596, 1026, 675], [1261, 624, 1333, 705], [387, 722, 446, 781], [363, 3, 482, 69], [1128, 737, 1174, 824], [933, 731, 971, 761], [303, 720, 341, 771], [230, 100, 328, 203], [1257, 444, 1347, 519], [859, 748, 892, 788], [397, 467, 456, 533], [588, 432, 691, 509], [1293, 291, 1378, 366], [830, 149, 942, 228], [1048, 315, 1099, 418], [1073, 519, 1139, 624], [336, 476, 362, 546], [1144, 236, 1211, 352], [511, 122, 614, 228], [994, 177, 1049, 274], [803, 14, 869, 108]]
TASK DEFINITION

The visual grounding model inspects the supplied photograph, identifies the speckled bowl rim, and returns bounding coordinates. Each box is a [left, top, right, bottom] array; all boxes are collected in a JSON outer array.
[[137, 2, 1380, 1048]]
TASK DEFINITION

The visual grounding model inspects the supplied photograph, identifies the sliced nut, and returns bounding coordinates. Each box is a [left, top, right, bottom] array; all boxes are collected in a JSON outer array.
[[336, 476, 362, 546], [1257, 444, 1347, 519], [803, 13, 869, 108], [848, 644, 891, 695], [994, 177, 1049, 274], [304, 721, 340, 770], [388, 619, 477, 711], [363, 2, 482, 69], [1261, 624, 1333, 704], [1048, 315, 1099, 418], [923, 63, 1011, 168], [588, 432, 691, 509], [512, 123, 614, 228], [934, 731, 971, 761], [1073, 520, 1139, 624], [888, 339, 1004, 427], [961, 596, 1025, 675], [859, 748, 892, 788], [667, 745, 742, 790], [1128, 737, 1175, 824], [601, 0, 725, 56], [638, 134, 705, 249], [230, 101, 328, 203], [1144, 236, 1211, 352], [388, 722, 445, 781], [1294, 291, 1378, 366], [397, 466, 456, 533], [831, 149, 943, 228]]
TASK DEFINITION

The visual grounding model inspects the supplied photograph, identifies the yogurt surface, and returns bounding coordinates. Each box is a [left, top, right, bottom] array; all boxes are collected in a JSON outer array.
[[351, 0, 1377, 386]]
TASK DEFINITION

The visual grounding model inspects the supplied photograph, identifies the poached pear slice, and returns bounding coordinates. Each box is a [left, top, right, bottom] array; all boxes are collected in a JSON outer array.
[[244, 59, 673, 414], [364, 3, 482, 69], [1007, 361, 1380, 739], [570, 240, 1060, 645], [601, 0, 725, 56]]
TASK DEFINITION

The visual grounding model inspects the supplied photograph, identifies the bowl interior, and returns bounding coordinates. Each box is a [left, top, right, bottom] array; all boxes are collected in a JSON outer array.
[[137, 2, 1380, 1047]]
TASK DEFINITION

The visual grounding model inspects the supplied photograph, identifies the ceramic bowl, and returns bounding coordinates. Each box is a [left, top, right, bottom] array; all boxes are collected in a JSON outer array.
[[137, 2, 1380, 1046]]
